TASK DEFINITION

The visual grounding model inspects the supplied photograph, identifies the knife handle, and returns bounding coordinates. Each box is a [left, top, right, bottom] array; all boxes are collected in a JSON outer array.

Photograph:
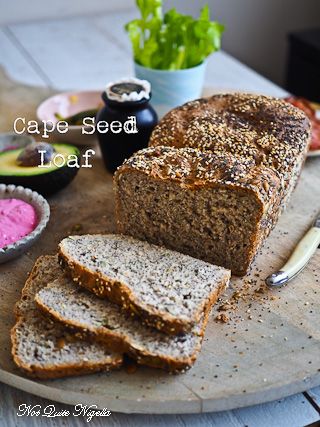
[[266, 227, 320, 287]]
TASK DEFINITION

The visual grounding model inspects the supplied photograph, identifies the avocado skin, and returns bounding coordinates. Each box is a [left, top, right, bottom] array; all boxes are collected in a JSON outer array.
[[0, 164, 79, 196]]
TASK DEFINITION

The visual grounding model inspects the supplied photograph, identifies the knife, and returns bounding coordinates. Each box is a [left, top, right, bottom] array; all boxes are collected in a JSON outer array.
[[265, 213, 320, 287]]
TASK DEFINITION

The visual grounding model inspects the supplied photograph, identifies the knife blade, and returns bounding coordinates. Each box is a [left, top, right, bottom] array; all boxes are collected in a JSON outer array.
[[265, 213, 320, 287]]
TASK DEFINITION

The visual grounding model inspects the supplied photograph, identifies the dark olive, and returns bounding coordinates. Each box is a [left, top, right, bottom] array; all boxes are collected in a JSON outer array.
[[16, 142, 56, 167]]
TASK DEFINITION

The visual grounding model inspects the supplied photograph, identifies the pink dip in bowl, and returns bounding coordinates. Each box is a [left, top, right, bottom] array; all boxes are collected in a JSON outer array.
[[0, 198, 38, 249]]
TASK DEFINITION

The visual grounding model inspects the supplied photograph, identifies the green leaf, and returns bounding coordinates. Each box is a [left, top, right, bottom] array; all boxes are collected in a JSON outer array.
[[200, 5, 210, 21], [125, 20, 142, 60], [136, 0, 162, 20], [125, 1, 224, 70]]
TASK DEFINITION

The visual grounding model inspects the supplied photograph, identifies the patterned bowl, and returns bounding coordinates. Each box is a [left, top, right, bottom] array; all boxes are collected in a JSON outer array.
[[0, 184, 50, 263]]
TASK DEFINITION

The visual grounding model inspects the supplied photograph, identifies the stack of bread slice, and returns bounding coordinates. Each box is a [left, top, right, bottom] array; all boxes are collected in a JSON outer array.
[[12, 234, 230, 379]]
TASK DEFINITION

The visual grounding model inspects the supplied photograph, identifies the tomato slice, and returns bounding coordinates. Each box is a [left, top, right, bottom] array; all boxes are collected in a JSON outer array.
[[285, 96, 320, 151]]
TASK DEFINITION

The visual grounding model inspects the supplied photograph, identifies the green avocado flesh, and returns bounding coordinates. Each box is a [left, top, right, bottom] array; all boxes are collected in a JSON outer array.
[[0, 143, 78, 176], [0, 143, 80, 196]]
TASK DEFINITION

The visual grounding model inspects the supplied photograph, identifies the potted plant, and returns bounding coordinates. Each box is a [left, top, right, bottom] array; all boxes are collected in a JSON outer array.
[[125, 0, 224, 116]]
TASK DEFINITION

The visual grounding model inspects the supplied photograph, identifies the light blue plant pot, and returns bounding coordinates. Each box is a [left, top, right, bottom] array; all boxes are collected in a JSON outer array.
[[134, 61, 207, 117]]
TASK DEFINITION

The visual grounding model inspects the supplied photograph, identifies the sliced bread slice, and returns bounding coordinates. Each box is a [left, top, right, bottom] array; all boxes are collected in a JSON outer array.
[[11, 255, 123, 379], [35, 269, 209, 372], [58, 234, 231, 335]]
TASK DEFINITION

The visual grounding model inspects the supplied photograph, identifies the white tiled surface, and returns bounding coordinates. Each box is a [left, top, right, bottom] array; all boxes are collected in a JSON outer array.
[[0, 9, 319, 427]]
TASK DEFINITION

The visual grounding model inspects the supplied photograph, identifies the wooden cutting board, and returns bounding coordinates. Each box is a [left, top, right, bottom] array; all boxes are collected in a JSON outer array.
[[0, 155, 319, 414], [0, 70, 319, 413]]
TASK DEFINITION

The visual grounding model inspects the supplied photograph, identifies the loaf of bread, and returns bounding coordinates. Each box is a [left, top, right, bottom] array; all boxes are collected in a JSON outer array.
[[11, 256, 123, 379], [58, 234, 230, 334], [115, 93, 311, 275]]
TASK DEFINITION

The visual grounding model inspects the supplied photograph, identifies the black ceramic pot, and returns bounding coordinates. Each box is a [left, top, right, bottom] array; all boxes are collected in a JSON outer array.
[[96, 82, 158, 173]]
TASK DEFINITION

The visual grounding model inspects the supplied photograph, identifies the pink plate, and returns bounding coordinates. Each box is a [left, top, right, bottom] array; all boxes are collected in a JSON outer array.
[[36, 90, 104, 146]]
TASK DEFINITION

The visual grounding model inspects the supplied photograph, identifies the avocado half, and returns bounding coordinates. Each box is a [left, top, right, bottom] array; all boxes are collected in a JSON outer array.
[[0, 143, 80, 196]]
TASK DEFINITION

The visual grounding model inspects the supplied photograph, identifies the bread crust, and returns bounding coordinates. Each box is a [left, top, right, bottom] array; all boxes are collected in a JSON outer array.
[[149, 94, 310, 172], [58, 242, 230, 335], [149, 93, 311, 210], [11, 256, 122, 379]]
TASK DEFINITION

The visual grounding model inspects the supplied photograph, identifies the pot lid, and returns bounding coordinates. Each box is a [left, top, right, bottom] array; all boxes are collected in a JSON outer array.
[[105, 77, 151, 102]]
